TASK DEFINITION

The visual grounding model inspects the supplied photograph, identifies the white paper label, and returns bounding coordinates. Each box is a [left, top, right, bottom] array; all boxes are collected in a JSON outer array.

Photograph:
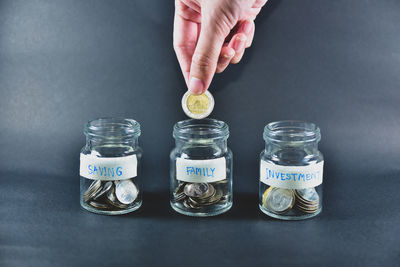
[[260, 160, 323, 189], [80, 153, 137, 180], [176, 157, 226, 183]]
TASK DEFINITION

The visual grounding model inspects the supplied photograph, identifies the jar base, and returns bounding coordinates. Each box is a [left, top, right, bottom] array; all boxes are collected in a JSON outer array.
[[259, 204, 322, 220], [170, 201, 232, 217], [80, 200, 142, 215]]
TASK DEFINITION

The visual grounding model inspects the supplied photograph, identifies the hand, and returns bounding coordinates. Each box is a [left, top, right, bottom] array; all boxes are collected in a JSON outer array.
[[174, 0, 267, 94]]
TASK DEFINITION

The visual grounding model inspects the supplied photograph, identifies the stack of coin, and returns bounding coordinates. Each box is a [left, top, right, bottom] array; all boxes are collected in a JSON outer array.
[[172, 180, 229, 209], [294, 188, 319, 214], [172, 182, 187, 202], [262, 187, 295, 215], [83, 179, 139, 211]]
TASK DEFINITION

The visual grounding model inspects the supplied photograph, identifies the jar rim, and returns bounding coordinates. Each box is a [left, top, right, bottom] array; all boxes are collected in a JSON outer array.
[[263, 120, 320, 143], [84, 117, 141, 139], [173, 118, 229, 140]]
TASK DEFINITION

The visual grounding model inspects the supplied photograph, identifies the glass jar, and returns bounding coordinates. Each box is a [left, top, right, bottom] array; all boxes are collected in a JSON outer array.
[[79, 118, 143, 215], [259, 121, 324, 220], [170, 119, 233, 217]]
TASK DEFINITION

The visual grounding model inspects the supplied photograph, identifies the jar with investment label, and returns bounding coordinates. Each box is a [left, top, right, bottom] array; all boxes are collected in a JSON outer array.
[[80, 118, 143, 215], [259, 121, 324, 220], [170, 119, 233, 217]]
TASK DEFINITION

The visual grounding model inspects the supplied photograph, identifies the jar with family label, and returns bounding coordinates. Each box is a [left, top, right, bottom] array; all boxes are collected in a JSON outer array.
[[259, 121, 324, 220], [80, 118, 143, 215], [170, 119, 233, 217]]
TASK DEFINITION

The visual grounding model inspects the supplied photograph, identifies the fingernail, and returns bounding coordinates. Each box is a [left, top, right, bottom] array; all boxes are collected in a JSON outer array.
[[240, 20, 253, 35], [233, 35, 247, 51], [223, 50, 235, 59], [219, 53, 233, 65], [189, 76, 204, 95]]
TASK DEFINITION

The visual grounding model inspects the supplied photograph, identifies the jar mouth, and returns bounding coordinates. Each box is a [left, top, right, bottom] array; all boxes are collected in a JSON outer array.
[[173, 119, 229, 140], [84, 117, 141, 139], [263, 121, 320, 143]]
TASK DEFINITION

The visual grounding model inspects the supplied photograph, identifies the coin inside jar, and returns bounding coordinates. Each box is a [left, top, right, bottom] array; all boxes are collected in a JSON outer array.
[[295, 188, 319, 203], [181, 90, 214, 119], [183, 183, 210, 198], [262, 186, 273, 208], [294, 187, 319, 214], [172, 192, 186, 202], [83, 180, 102, 202], [88, 201, 109, 210], [201, 187, 222, 205], [175, 182, 228, 210], [115, 180, 139, 205], [264, 187, 295, 214], [93, 181, 113, 201], [174, 182, 187, 195], [106, 185, 129, 209]]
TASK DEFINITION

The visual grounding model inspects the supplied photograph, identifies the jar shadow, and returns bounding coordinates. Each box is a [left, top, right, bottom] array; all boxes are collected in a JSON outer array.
[[123, 192, 273, 221]]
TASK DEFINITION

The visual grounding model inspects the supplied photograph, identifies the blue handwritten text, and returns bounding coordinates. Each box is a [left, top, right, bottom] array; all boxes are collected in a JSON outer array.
[[186, 167, 215, 178], [88, 165, 123, 177], [264, 168, 320, 182]]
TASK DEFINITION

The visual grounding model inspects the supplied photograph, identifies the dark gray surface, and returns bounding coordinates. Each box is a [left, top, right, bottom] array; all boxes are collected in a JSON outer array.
[[1, 0, 399, 266]]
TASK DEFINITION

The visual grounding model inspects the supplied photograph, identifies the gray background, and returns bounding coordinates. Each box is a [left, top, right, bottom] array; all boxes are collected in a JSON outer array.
[[1, 0, 399, 266]]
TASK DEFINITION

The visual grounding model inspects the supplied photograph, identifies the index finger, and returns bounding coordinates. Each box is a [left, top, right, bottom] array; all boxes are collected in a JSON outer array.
[[173, 9, 199, 86]]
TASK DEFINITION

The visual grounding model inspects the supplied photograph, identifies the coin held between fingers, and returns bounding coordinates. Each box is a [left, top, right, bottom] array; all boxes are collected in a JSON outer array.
[[181, 90, 214, 119], [189, 77, 204, 95]]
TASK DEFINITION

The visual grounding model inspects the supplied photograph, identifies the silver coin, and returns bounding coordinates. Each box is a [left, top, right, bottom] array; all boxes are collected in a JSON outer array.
[[202, 188, 223, 205], [295, 204, 318, 211], [83, 180, 102, 202], [115, 180, 138, 205], [88, 201, 109, 210], [106, 186, 129, 209], [183, 183, 210, 198], [183, 198, 192, 209], [296, 188, 319, 203], [188, 197, 201, 205], [172, 192, 186, 202], [197, 184, 215, 200], [296, 204, 319, 214], [265, 188, 295, 214], [295, 199, 319, 212], [294, 188, 319, 214], [84, 180, 101, 198], [295, 202, 318, 212], [93, 181, 113, 201], [174, 182, 187, 195], [187, 198, 202, 209], [192, 186, 215, 204], [296, 204, 318, 212]]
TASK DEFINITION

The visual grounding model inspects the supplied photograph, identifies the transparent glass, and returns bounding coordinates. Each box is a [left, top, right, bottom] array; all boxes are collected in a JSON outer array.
[[170, 119, 233, 217], [259, 121, 324, 220], [80, 118, 143, 215]]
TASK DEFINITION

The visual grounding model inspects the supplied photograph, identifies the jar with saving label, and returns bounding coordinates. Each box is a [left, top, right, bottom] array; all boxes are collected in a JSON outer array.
[[79, 118, 143, 215], [259, 121, 324, 220], [170, 119, 233, 217]]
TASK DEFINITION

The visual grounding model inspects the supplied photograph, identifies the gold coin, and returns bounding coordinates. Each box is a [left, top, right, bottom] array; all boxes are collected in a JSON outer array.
[[181, 90, 214, 119], [187, 94, 209, 114], [264, 188, 295, 214], [262, 186, 274, 208]]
